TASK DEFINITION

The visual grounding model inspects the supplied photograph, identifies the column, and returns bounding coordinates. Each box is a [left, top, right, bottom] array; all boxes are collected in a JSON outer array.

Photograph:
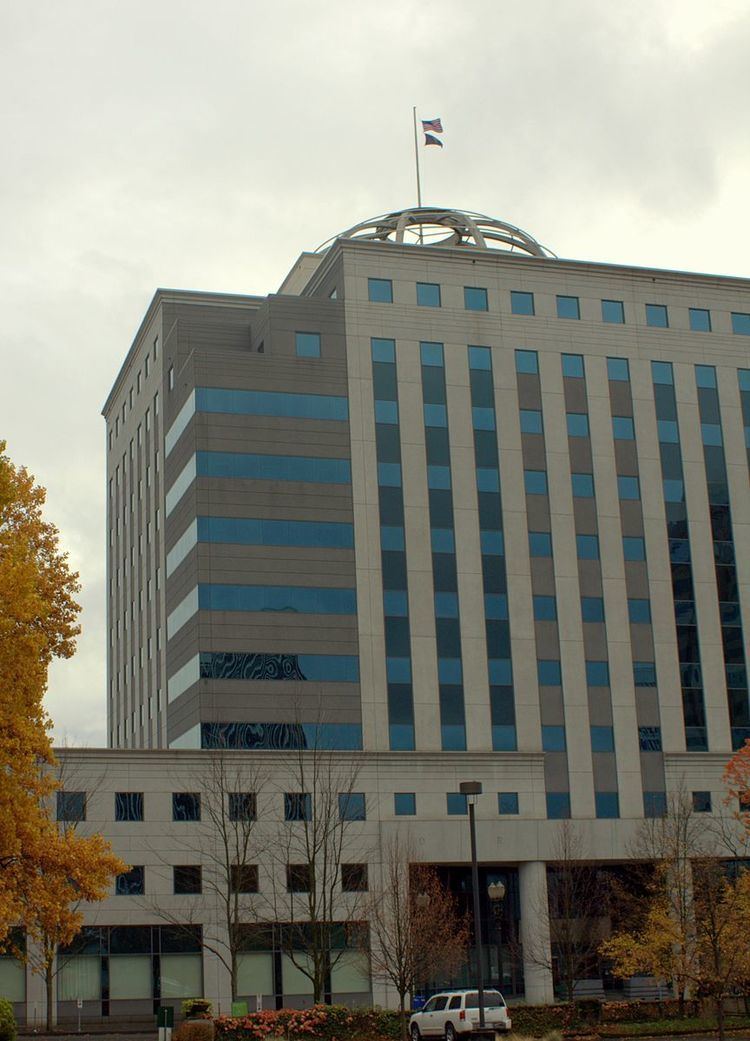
[[519, 860, 554, 1005]]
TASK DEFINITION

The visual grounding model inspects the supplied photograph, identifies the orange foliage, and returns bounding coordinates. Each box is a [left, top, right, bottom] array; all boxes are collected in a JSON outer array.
[[723, 740, 750, 826]]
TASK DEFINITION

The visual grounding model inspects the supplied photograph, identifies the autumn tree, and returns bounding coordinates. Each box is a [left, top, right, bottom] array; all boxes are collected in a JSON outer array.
[[366, 837, 469, 1037], [0, 440, 81, 934], [723, 739, 750, 825]]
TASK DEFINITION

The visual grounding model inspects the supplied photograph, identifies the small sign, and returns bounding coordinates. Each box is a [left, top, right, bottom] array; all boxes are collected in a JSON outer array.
[[76, 999, 83, 1009], [256, 994, 263, 1011], [157, 1006, 175, 1028]]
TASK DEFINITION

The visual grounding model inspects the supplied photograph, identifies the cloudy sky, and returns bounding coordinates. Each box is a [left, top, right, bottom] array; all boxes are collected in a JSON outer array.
[[2, 0, 750, 745]]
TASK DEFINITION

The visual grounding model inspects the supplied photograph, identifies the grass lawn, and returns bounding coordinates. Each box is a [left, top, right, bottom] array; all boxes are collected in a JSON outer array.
[[598, 1014, 750, 1037]]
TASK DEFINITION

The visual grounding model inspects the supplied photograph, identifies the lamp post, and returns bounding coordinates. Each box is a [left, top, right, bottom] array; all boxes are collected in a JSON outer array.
[[459, 780, 485, 1029], [487, 880, 506, 994]]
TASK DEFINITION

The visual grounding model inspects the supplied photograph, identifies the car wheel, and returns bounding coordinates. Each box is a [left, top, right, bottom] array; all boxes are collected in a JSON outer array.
[[445, 1024, 456, 1041], [411, 1025, 421, 1041]]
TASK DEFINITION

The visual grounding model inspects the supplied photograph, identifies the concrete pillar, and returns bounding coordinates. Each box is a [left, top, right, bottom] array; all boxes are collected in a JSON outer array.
[[519, 861, 555, 1005]]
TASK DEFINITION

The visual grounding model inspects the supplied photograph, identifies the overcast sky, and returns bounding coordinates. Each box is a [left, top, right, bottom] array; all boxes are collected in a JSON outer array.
[[2, 0, 750, 746]]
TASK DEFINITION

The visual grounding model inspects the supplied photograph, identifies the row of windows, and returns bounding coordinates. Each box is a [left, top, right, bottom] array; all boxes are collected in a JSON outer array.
[[109, 336, 159, 447], [369, 278, 750, 333], [115, 861, 368, 896], [530, 594, 650, 624], [535, 659, 655, 687]]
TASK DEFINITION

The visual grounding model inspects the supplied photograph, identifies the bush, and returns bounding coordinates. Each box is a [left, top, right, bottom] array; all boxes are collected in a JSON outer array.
[[509, 1004, 578, 1036], [600, 999, 699, 1023], [176, 1021, 215, 1041], [215, 1005, 406, 1041], [0, 1000, 16, 1041], [184, 998, 214, 1019]]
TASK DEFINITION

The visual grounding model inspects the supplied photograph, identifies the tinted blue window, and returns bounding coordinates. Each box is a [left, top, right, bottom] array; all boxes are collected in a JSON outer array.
[[380, 526, 405, 550], [476, 468, 499, 492], [423, 403, 447, 427], [488, 659, 512, 685], [732, 312, 750, 335], [492, 725, 517, 751], [595, 792, 620, 819], [639, 726, 662, 751], [394, 793, 416, 816], [197, 451, 351, 485], [701, 423, 722, 446], [739, 369, 750, 392], [447, 792, 468, 815], [634, 661, 657, 686], [657, 419, 679, 442], [498, 792, 519, 814], [538, 660, 562, 685], [197, 387, 348, 422], [420, 341, 444, 366], [199, 651, 359, 684], [646, 304, 669, 328], [515, 349, 538, 373], [692, 790, 712, 813], [115, 792, 144, 822], [590, 726, 615, 752], [435, 592, 459, 618], [602, 299, 625, 324], [618, 475, 640, 500], [695, 364, 716, 388], [524, 470, 548, 495], [464, 286, 488, 311], [371, 337, 396, 363], [623, 536, 646, 561], [663, 478, 684, 502], [384, 590, 408, 617], [375, 400, 398, 424], [173, 792, 201, 822], [546, 792, 571, 819], [520, 409, 543, 434], [542, 726, 566, 751], [368, 278, 393, 303], [285, 793, 312, 821], [652, 361, 674, 384], [586, 660, 610, 686], [481, 530, 504, 555], [484, 594, 508, 620], [644, 791, 667, 818], [577, 534, 599, 560], [199, 584, 356, 615], [295, 331, 321, 357], [510, 291, 534, 316], [472, 407, 495, 430], [529, 531, 552, 557], [533, 595, 557, 621], [690, 308, 712, 333], [417, 282, 441, 307], [438, 658, 462, 684], [468, 345, 492, 370], [567, 413, 589, 437], [612, 416, 635, 440], [562, 353, 584, 378], [557, 297, 580, 321], [607, 357, 630, 381], [431, 528, 455, 552], [378, 462, 402, 487], [581, 597, 605, 622], [571, 473, 595, 497], [339, 792, 366, 821], [386, 657, 412, 682], [628, 598, 651, 623], [428, 465, 451, 489], [197, 516, 354, 549]]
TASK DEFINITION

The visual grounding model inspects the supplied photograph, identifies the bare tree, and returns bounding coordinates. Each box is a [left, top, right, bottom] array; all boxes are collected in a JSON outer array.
[[263, 735, 369, 1003], [366, 837, 469, 1037]]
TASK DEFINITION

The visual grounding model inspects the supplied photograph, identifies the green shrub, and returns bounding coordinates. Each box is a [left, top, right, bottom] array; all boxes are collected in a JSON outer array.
[[0, 999, 16, 1041], [183, 998, 214, 1018]]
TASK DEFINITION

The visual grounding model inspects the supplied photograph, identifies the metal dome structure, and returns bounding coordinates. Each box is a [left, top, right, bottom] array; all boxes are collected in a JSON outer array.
[[318, 207, 555, 258]]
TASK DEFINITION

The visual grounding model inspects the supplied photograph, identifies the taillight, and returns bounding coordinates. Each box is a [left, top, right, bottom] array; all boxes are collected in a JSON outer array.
[[459, 1011, 465, 1021]]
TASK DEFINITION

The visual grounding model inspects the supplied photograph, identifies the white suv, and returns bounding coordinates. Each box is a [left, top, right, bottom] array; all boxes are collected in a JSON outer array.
[[409, 990, 512, 1039]]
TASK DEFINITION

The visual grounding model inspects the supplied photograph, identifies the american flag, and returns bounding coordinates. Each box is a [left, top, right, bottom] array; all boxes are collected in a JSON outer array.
[[421, 117, 443, 133], [424, 133, 443, 148]]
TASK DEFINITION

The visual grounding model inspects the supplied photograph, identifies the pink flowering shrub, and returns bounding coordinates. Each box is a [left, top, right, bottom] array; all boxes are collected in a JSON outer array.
[[214, 1005, 401, 1041]]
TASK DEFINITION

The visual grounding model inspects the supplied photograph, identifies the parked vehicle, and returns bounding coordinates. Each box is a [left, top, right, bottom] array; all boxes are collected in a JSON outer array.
[[409, 989, 511, 1039]]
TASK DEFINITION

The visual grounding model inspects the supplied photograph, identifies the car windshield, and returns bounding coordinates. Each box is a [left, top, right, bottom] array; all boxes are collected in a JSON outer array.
[[464, 991, 505, 1008]]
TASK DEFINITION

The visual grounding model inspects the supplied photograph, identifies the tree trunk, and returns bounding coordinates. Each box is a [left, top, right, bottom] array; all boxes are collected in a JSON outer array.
[[399, 993, 407, 1041], [717, 994, 725, 1041], [45, 960, 55, 1032], [231, 950, 237, 1003]]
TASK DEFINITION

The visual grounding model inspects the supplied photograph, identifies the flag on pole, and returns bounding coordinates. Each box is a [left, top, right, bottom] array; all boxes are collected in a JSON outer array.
[[421, 117, 443, 133], [424, 132, 443, 147]]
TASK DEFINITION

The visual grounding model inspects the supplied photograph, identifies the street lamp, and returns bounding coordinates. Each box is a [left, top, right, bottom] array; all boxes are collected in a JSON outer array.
[[459, 780, 485, 1029], [487, 881, 506, 994]]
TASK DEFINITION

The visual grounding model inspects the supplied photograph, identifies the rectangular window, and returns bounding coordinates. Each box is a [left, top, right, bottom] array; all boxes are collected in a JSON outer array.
[[538, 659, 562, 686], [557, 296, 580, 320], [595, 792, 620, 819], [612, 416, 635, 440], [446, 792, 468, 815], [546, 792, 571, 819], [368, 277, 393, 303], [576, 534, 599, 560], [464, 286, 488, 311], [286, 864, 312, 893], [581, 596, 605, 622], [618, 475, 640, 500], [623, 536, 646, 560], [571, 472, 595, 498], [115, 792, 143, 822], [417, 282, 441, 307], [371, 337, 396, 363], [295, 331, 321, 358], [394, 792, 416, 816], [644, 791, 667, 818], [339, 792, 366, 821], [524, 470, 548, 495], [586, 660, 610, 686], [731, 312, 750, 336], [529, 531, 553, 557], [692, 791, 712, 813], [634, 661, 657, 686], [602, 299, 625, 324], [515, 349, 538, 374], [567, 412, 589, 437], [562, 353, 584, 378], [420, 341, 444, 366], [341, 863, 368, 891], [542, 725, 566, 751], [172, 792, 201, 822], [607, 357, 630, 381], [689, 307, 711, 332], [284, 792, 312, 821], [230, 865, 259, 893], [533, 595, 557, 621], [116, 866, 145, 895], [639, 726, 662, 751], [646, 303, 669, 328], [510, 290, 534, 316], [498, 792, 519, 815], [57, 790, 86, 822], [519, 409, 543, 434], [628, 598, 651, 623], [173, 865, 202, 894], [590, 725, 615, 752]]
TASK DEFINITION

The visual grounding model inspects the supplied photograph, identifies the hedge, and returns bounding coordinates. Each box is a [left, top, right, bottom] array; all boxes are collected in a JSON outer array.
[[215, 1006, 403, 1041]]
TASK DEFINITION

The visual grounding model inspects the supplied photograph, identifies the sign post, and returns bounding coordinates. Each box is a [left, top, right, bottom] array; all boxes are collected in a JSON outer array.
[[157, 1005, 174, 1041]]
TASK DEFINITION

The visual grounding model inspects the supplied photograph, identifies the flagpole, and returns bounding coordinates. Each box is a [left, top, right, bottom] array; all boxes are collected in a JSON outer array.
[[413, 106, 423, 243]]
